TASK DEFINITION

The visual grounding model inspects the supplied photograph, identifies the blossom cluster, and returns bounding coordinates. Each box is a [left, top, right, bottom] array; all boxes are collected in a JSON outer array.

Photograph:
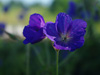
[[23, 12, 87, 51]]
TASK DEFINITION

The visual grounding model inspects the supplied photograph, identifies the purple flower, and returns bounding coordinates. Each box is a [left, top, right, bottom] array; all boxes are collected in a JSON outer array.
[[93, 8, 100, 21], [3, 4, 10, 13], [19, 14, 24, 20], [44, 13, 87, 51], [23, 13, 46, 44], [67, 1, 77, 18], [19, 7, 28, 20], [0, 23, 5, 35]]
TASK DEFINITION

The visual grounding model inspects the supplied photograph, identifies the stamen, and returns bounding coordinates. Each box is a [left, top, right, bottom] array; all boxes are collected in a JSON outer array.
[[61, 33, 71, 42]]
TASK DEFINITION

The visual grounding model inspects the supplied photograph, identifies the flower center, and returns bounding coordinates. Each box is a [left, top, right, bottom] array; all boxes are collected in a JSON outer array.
[[61, 34, 70, 42]]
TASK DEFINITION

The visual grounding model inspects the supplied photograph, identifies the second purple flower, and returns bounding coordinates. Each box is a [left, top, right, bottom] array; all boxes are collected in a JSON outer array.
[[44, 13, 87, 51], [23, 13, 46, 44]]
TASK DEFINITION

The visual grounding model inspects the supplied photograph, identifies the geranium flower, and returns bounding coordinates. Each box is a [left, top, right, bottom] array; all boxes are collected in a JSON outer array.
[[67, 1, 77, 18], [19, 7, 28, 20], [0, 23, 5, 35], [67, 1, 91, 20], [23, 13, 46, 44], [44, 13, 87, 51], [3, 4, 10, 13], [93, 8, 100, 21]]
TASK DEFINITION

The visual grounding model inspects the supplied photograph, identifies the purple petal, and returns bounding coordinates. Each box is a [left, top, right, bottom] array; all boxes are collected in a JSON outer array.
[[23, 39, 30, 44], [55, 12, 72, 34], [54, 42, 71, 50], [29, 13, 45, 28], [44, 22, 60, 41], [23, 26, 45, 44], [31, 28, 45, 44], [68, 37, 85, 51], [69, 19, 87, 38], [23, 25, 36, 38]]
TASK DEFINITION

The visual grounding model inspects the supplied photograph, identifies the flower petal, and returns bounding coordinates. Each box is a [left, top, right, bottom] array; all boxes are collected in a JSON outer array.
[[69, 19, 87, 38], [68, 37, 85, 51], [55, 13, 72, 34], [23, 26, 45, 44], [44, 22, 60, 41], [23, 39, 30, 44], [23, 25, 36, 38], [53, 42, 71, 50], [29, 13, 45, 28], [31, 28, 45, 44]]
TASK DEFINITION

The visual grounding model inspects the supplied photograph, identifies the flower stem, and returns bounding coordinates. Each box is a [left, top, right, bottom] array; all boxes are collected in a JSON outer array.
[[0, 27, 18, 40], [26, 44, 30, 75], [56, 50, 59, 75], [45, 40, 50, 66]]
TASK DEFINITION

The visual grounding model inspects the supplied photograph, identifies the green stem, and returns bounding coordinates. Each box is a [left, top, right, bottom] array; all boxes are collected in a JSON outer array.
[[26, 44, 30, 75], [56, 50, 59, 75], [45, 40, 50, 66], [0, 27, 18, 40]]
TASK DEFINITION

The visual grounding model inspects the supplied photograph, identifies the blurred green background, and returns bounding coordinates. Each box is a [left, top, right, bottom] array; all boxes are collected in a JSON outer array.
[[0, 0, 100, 75]]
